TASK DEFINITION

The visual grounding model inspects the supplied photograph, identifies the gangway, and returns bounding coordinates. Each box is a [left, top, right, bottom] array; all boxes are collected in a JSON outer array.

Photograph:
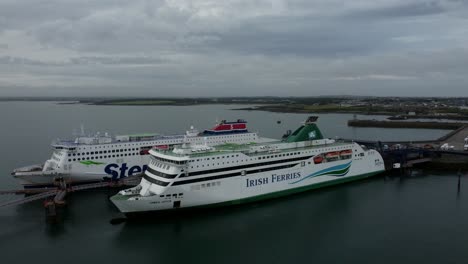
[[0, 175, 141, 209]]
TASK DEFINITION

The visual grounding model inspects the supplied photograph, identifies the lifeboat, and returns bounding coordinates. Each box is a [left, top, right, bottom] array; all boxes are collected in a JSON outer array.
[[154, 145, 169, 150], [325, 152, 340, 158], [340, 149, 352, 156], [313, 156, 323, 164], [139, 149, 150, 155]]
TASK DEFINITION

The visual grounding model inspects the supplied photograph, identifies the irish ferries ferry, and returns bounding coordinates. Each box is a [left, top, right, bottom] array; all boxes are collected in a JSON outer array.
[[12, 119, 273, 188], [111, 117, 385, 216]]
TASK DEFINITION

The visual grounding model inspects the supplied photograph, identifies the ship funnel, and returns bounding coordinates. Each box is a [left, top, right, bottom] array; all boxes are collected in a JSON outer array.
[[284, 116, 323, 143]]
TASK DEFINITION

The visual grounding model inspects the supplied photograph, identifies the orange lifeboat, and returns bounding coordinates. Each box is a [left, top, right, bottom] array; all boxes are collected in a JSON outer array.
[[154, 145, 169, 150], [313, 156, 323, 164], [325, 152, 339, 158], [340, 149, 352, 156]]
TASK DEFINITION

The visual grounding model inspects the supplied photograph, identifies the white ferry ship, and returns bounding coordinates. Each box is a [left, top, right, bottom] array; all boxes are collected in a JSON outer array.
[[111, 117, 386, 216], [12, 119, 273, 188]]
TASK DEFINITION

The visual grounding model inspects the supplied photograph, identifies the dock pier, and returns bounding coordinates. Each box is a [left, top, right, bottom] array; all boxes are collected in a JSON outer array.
[[0, 175, 141, 219], [345, 124, 468, 172]]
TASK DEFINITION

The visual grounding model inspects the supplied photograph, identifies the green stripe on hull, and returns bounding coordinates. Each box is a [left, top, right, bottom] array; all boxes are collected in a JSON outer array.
[[117, 170, 385, 215], [80, 160, 105, 165], [200, 170, 384, 208]]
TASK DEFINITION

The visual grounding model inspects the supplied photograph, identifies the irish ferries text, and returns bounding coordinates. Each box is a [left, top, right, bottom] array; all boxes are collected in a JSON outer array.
[[246, 172, 301, 187]]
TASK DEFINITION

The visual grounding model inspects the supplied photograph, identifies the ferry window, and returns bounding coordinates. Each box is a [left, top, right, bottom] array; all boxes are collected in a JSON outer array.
[[112, 150, 115, 153], [159, 195, 164, 198], [172, 194, 177, 197], [73, 159, 76, 161], [72, 154, 76, 156], [68, 159, 71, 162], [112, 155, 115, 157], [179, 193, 183, 196]]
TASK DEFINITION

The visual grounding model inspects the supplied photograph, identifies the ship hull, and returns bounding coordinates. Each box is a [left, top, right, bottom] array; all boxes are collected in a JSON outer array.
[[13, 133, 274, 188], [119, 171, 383, 218], [111, 151, 385, 215], [13, 155, 148, 188]]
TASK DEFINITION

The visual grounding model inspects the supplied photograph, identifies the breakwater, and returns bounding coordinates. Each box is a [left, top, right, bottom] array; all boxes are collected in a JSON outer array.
[[348, 119, 463, 130]]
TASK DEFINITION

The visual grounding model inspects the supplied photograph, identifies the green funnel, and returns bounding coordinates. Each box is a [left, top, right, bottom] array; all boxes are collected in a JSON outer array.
[[285, 116, 324, 143]]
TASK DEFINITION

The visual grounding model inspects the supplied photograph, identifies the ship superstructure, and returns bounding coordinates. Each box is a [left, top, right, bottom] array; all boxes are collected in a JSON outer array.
[[12, 119, 274, 188], [111, 117, 385, 215]]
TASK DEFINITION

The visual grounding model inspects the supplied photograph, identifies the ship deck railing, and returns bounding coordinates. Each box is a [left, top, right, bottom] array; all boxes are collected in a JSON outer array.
[[153, 140, 354, 159]]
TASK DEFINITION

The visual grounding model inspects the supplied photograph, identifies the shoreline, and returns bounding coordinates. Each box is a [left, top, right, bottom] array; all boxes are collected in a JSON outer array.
[[2, 97, 468, 120]]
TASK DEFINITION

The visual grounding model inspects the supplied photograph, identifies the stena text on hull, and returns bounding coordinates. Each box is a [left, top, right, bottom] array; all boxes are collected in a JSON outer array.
[[111, 116, 386, 216], [12, 119, 275, 189]]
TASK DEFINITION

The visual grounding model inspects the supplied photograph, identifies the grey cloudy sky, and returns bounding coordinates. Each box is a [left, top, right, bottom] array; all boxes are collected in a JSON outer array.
[[0, 0, 467, 97]]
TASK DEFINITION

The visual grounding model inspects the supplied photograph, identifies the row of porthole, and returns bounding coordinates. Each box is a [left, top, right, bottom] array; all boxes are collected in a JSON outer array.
[[69, 152, 139, 162], [192, 154, 240, 162], [78, 142, 166, 149], [159, 193, 183, 198], [70, 148, 143, 156], [190, 158, 266, 168], [258, 152, 301, 160], [190, 181, 221, 191]]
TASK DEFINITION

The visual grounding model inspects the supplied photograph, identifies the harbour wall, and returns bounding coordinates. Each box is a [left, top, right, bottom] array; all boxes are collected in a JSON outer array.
[[347, 119, 463, 130]]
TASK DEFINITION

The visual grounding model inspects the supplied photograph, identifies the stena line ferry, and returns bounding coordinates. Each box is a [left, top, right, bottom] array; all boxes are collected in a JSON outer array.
[[12, 119, 274, 188], [111, 117, 386, 216]]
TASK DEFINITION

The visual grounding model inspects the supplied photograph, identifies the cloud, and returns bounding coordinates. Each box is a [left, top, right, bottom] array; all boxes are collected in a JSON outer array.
[[0, 0, 467, 97], [333, 75, 418, 81], [349, 1, 447, 19]]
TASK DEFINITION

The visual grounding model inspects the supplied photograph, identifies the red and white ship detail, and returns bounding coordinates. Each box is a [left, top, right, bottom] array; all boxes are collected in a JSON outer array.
[[203, 119, 248, 134]]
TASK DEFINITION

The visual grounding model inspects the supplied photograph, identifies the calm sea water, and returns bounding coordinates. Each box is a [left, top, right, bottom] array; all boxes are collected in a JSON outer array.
[[1, 102, 467, 264]]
